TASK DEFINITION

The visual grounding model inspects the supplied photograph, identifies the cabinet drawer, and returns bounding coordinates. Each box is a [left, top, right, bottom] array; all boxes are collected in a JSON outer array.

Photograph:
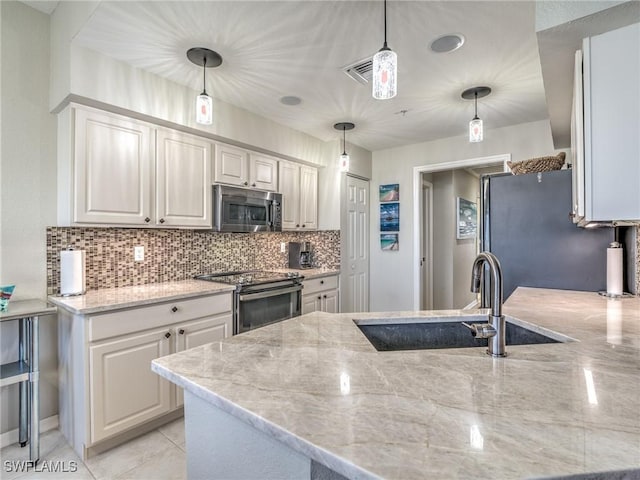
[[89, 293, 232, 342], [303, 275, 338, 295]]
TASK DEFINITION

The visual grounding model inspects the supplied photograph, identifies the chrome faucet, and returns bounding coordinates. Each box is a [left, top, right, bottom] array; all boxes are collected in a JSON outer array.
[[463, 252, 506, 357]]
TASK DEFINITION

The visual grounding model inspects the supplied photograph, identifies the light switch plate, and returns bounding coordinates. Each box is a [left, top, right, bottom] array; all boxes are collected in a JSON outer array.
[[134, 246, 144, 262]]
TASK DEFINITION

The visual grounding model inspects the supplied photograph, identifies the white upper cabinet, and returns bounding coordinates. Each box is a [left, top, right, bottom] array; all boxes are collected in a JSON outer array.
[[156, 129, 212, 228], [278, 161, 317, 230], [73, 106, 213, 228], [249, 153, 278, 191], [74, 108, 154, 225], [214, 144, 278, 191], [574, 23, 640, 224]]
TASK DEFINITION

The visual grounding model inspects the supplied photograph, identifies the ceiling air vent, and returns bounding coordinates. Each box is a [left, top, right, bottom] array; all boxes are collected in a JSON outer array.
[[342, 57, 373, 85]]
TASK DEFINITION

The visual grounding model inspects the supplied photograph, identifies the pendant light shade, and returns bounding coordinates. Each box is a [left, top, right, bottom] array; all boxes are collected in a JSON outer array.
[[372, 0, 397, 100], [334, 122, 355, 172], [461, 86, 491, 143], [187, 47, 223, 125]]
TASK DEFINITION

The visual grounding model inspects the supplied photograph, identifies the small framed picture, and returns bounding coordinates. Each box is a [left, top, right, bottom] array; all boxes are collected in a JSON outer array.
[[379, 184, 399, 202], [457, 197, 477, 240], [380, 203, 399, 232], [380, 234, 399, 251]]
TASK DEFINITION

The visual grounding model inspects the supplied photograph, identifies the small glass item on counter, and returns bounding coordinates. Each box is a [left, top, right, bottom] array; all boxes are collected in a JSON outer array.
[[0, 284, 15, 312]]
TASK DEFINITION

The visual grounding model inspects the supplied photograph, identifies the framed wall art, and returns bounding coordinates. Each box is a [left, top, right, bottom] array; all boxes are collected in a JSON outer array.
[[456, 197, 477, 240]]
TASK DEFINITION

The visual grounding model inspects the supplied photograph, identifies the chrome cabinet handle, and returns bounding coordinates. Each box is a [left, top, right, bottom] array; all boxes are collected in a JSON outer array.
[[171, 306, 178, 313]]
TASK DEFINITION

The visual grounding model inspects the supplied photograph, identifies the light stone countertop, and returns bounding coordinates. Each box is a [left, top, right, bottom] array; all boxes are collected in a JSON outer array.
[[152, 287, 640, 479], [48, 280, 234, 314], [47, 270, 339, 315]]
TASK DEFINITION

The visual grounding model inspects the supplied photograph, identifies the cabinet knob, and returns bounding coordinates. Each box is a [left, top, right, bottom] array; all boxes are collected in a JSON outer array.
[[252, 183, 256, 187], [320, 280, 324, 284], [144, 217, 151, 223], [323, 295, 327, 298], [165, 332, 172, 339], [302, 224, 306, 228], [171, 306, 178, 313], [296, 224, 300, 228], [178, 329, 185, 335], [317, 296, 321, 300], [159, 218, 165, 224], [243, 181, 249, 186]]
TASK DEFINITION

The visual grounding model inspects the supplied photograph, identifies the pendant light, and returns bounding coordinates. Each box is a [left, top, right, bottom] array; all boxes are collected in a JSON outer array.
[[334, 122, 355, 172], [372, 0, 397, 100], [187, 47, 223, 125], [461, 86, 491, 142]]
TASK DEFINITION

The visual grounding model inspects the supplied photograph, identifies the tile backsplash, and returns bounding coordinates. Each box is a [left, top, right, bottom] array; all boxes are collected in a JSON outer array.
[[47, 228, 340, 295]]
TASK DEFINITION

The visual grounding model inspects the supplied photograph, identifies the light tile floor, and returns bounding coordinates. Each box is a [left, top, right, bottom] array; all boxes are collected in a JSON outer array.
[[0, 418, 187, 480]]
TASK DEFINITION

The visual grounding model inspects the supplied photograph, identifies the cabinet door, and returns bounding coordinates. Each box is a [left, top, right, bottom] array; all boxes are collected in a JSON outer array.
[[299, 166, 318, 230], [302, 294, 321, 315], [156, 130, 212, 227], [214, 144, 248, 186], [249, 154, 278, 191], [279, 162, 300, 229], [89, 328, 172, 443], [174, 313, 232, 406], [74, 108, 154, 225], [321, 290, 339, 314]]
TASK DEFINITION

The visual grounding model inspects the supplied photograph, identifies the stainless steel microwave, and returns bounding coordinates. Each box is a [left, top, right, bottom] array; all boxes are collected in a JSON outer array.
[[212, 184, 282, 232]]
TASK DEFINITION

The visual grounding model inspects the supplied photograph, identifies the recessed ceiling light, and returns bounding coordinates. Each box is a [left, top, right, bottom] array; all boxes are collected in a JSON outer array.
[[430, 34, 465, 53], [280, 96, 302, 106]]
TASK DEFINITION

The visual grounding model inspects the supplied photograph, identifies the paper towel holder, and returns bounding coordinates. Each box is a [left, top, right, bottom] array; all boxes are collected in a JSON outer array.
[[59, 246, 86, 297]]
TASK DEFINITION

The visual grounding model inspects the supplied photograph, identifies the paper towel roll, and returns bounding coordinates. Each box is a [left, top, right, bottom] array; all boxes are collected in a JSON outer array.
[[606, 243, 623, 296], [60, 249, 86, 296]]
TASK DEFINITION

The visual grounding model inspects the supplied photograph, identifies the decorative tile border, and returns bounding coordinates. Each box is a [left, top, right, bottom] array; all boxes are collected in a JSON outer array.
[[47, 228, 340, 294]]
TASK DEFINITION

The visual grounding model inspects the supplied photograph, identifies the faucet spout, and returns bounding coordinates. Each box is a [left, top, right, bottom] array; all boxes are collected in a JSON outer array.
[[469, 252, 506, 357]]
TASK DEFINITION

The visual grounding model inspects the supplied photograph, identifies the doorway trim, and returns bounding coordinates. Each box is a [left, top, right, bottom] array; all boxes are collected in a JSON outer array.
[[412, 153, 511, 310]]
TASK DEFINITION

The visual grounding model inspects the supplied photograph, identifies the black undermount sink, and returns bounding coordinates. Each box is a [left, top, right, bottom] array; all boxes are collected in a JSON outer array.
[[355, 317, 572, 352]]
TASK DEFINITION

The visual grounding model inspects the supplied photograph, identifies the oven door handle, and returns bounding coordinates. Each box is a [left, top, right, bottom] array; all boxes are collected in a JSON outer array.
[[238, 285, 302, 302]]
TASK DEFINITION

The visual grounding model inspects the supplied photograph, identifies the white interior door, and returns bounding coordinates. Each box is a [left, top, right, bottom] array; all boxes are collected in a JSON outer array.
[[341, 175, 369, 312], [420, 179, 433, 310]]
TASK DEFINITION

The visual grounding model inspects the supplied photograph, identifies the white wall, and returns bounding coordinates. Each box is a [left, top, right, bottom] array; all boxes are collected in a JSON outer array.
[[370, 120, 555, 311], [0, 1, 58, 434], [431, 171, 454, 309]]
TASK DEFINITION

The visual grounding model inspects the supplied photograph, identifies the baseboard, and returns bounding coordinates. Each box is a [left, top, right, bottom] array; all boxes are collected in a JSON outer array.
[[0, 415, 59, 449]]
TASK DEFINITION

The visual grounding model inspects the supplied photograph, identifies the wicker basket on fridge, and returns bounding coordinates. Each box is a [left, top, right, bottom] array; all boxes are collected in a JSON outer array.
[[507, 152, 566, 175]]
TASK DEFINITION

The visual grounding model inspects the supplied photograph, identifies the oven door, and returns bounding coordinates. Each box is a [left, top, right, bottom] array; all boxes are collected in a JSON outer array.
[[235, 284, 302, 334]]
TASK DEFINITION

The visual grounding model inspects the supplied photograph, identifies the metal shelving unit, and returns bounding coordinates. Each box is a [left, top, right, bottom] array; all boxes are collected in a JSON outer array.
[[0, 299, 57, 464]]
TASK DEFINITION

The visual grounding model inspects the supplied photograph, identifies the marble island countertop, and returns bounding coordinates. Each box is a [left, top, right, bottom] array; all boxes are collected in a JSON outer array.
[[153, 287, 640, 479]]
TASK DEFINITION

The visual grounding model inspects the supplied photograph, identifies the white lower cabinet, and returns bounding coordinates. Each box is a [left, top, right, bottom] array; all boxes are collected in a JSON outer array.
[[58, 292, 232, 459], [302, 275, 339, 314], [89, 328, 172, 443]]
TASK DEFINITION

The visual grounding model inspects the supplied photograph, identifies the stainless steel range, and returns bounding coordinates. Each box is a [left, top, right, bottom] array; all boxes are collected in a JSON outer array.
[[195, 271, 303, 334]]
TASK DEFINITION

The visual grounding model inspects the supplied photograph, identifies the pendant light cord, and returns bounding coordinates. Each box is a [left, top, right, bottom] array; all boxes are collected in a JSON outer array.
[[202, 57, 207, 95], [383, 0, 388, 48], [342, 126, 347, 155], [473, 90, 478, 120]]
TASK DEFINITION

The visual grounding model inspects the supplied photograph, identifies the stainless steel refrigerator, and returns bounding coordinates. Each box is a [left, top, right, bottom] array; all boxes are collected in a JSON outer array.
[[480, 169, 613, 301]]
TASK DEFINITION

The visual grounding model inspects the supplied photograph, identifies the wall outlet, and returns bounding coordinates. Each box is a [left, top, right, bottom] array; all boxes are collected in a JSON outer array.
[[134, 246, 144, 262], [280, 242, 286, 253]]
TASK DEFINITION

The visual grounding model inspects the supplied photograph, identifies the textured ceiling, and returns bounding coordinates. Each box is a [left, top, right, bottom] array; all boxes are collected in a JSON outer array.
[[72, 1, 550, 152]]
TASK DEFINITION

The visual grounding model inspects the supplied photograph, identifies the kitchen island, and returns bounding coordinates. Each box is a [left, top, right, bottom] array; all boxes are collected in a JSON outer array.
[[151, 288, 640, 479]]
